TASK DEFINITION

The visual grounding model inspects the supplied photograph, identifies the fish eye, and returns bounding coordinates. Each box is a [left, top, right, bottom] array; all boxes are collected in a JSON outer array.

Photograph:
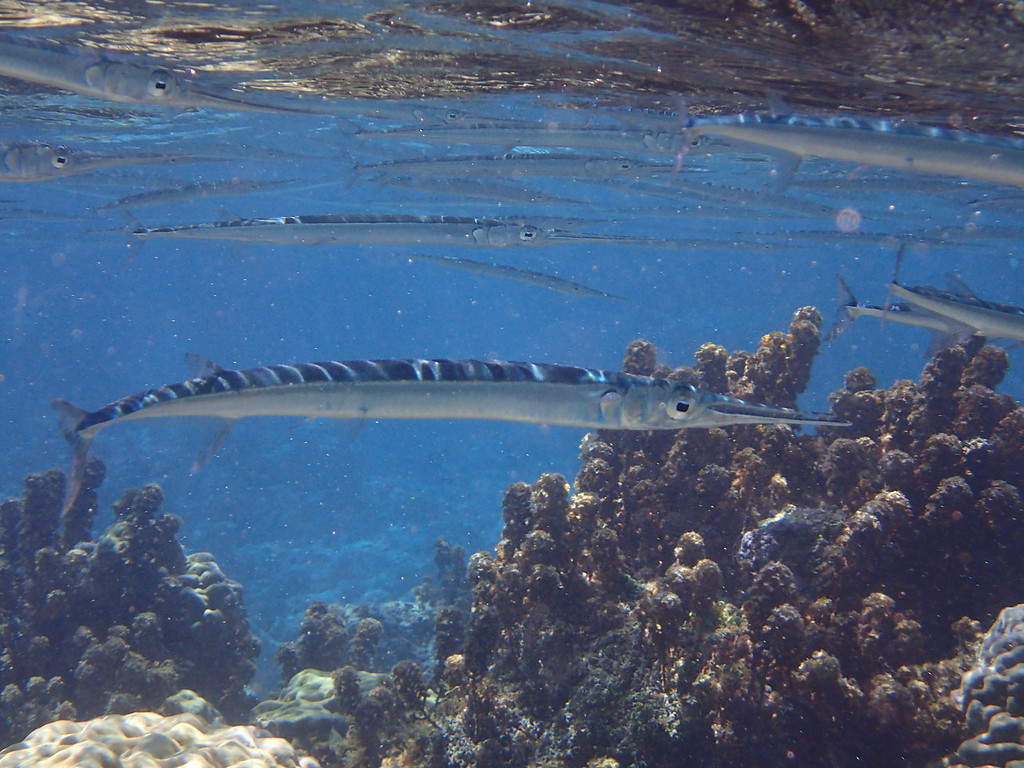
[[51, 152, 70, 168], [617, 160, 632, 170], [519, 225, 539, 241], [148, 69, 174, 97], [669, 395, 694, 419]]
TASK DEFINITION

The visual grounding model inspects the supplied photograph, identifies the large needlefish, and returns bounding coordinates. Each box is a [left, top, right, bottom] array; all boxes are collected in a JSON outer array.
[[0, 36, 318, 112], [133, 214, 660, 247], [679, 100, 1024, 187], [53, 357, 847, 513]]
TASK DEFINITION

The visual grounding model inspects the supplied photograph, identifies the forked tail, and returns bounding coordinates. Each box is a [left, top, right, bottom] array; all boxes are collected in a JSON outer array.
[[823, 274, 859, 341], [50, 399, 93, 516]]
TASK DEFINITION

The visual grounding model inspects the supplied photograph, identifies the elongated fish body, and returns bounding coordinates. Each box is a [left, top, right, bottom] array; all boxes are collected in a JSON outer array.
[[359, 124, 686, 155], [0, 37, 317, 112], [888, 282, 1024, 341], [133, 214, 653, 247], [0, 142, 199, 182], [685, 111, 1024, 187], [824, 275, 973, 342], [397, 253, 624, 299], [52, 358, 847, 512], [356, 153, 668, 182]]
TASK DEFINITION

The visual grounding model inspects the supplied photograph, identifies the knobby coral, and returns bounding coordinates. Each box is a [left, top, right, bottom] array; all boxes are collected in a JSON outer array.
[[286, 309, 1020, 768], [0, 465, 260, 746]]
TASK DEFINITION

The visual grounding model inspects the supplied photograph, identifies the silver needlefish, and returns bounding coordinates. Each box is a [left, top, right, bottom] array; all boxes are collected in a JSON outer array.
[[887, 275, 1024, 342], [395, 253, 625, 300], [132, 214, 658, 247], [0, 36, 318, 112], [0, 142, 201, 182], [95, 178, 305, 213], [679, 99, 1024, 188], [354, 153, 669, 182], [357, 122, 687, 155], [52, 357, 848, 513], [824, 275, 976, 349]]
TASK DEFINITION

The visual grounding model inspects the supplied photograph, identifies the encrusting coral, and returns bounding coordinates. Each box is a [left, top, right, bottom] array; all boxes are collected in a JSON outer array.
[[0, 710, 320, 767], [0, 466, 260, 746], [265, 309, 1022, 768]]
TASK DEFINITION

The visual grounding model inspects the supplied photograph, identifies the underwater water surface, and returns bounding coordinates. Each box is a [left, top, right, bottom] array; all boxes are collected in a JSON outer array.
[[0, 1, 1023, 766]]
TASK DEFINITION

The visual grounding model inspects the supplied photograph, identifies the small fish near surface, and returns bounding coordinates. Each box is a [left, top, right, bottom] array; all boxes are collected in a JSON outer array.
[[133, 213, 660, 247], [678, 99, 1024, 188], [0, 142, 202, 182], [0, 36, 322, 113], [52, 357, 848, 513]]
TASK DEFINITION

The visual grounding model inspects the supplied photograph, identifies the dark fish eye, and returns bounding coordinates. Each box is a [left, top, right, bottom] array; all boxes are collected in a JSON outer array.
[[520, 225, 538, 240], [53, 154, 69, 167], [149, 70, 173, 95], [675, 400, 690, 413]]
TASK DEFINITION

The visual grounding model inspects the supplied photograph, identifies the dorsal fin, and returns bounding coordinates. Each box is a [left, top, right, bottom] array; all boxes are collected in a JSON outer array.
[[766, 90, 793, 118], [944, 272, 978, 299], [185, 353, 225, 378]]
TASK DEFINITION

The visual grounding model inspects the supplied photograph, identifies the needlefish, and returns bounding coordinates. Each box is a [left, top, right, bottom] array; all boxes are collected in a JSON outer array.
[[824, 275, 979, 354], [679, 100, 1024, 188], [827, 245, 1024, 349], [0, 36, 316, 112], [52, 357, 848, 512], [133, 214, 654, 247], [0, 142, 201, 182]]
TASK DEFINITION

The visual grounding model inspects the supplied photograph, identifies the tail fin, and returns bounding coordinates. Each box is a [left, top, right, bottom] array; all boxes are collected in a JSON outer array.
[[50, 399, 93, 517], [823, 275, 858, 341]]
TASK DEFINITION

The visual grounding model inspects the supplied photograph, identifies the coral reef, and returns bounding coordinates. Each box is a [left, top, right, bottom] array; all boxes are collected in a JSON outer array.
[[947, 604, 1024, 768], [253, 669, 347, 742], [10, 309, 1017, 768], [0, 709, 319, 767], [274, 540, 470, 687], [262, 540, 471, 764], [280, 309, 1024, 768], [0, 466, 260, 746]]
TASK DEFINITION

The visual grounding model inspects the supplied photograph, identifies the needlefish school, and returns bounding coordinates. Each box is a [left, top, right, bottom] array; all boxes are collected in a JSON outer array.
[[52, 357, 848, 513]]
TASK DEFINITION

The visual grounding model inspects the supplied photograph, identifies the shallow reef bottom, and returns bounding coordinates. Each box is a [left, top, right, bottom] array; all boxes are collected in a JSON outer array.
[[2, 307, 1023, 768]]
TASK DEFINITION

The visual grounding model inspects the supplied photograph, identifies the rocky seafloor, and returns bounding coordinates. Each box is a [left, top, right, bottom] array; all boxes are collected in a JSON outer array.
[[1, 307, 1022, 768]]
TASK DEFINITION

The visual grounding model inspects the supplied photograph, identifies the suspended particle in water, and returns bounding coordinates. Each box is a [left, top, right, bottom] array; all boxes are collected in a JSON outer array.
[[836, 207, 861, 233]]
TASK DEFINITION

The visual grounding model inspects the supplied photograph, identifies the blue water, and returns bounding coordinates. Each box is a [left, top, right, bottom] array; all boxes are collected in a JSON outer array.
[[1, 3, 1023, 679]]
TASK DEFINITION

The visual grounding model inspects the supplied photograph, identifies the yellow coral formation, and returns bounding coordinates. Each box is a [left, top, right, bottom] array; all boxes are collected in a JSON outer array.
[[0, 711, 320, 768]]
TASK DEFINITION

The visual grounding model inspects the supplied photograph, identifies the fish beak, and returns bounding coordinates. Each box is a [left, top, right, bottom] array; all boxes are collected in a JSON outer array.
[[700, 393, 849, 428], [183, 85, 320, 114], [543, 229, 638, 242]]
